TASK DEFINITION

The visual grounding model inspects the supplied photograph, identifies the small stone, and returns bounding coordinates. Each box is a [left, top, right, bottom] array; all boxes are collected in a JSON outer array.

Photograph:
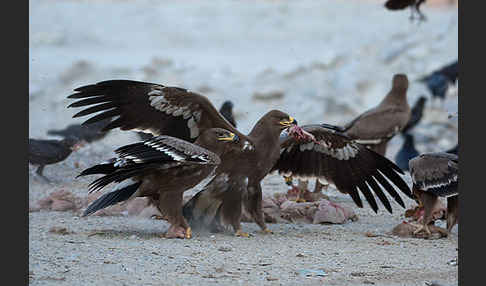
[[218, 246, 232, 252]]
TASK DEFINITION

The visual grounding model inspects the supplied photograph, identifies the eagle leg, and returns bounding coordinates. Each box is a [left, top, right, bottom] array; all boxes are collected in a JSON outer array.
[[446, 196, 459, 233], [235, 229, 250, 238], [158, 192, 192, 239], [245, 184, 269, 231], [35, 165, 51, 183]]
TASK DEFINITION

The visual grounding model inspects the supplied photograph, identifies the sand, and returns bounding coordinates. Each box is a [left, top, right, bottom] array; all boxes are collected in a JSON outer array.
[[29, 0, 458, 285]]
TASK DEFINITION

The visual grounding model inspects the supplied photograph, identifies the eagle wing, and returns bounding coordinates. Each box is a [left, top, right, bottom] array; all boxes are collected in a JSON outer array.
[[409, 152, 458, 197], [273, 124, 413, 213], [78, 135, 221, 193], [68, 80, 240, 142]]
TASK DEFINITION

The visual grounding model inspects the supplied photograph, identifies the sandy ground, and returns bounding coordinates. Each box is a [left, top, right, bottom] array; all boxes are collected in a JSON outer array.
[[29, 0, 458, 285]]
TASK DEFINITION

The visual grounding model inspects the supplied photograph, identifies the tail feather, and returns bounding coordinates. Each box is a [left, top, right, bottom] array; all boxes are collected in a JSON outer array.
[[183, 190, 223, 228], [76, 160, 116, 178], [82, 181, 142, 216]]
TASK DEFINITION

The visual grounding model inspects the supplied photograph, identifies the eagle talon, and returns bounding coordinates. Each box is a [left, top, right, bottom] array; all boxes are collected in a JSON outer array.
[[261, 228, 273, 234], [235, 230, 250, 238], [185, 227, 192, 239]]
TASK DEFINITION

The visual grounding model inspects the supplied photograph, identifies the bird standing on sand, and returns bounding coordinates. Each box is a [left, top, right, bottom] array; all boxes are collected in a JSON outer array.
[[29, 137, 83, 182], [79, 128, 240, 239], [409, 152, 458, 237]]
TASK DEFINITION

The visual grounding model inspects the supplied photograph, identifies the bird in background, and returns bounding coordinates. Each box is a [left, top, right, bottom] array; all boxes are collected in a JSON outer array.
[[401, 96, 427, 134], [384, 0, 427, 22], [419, 60, 458, 102], [394, 133, 420, 171], [219, 100, 237, 128], [47, 118, 111, 143], [29, 137, 83, 182], [286, 74, 411, 198]]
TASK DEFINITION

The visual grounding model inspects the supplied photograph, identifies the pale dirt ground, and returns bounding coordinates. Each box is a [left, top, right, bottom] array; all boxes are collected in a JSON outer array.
[[29, 0, 458, 285]]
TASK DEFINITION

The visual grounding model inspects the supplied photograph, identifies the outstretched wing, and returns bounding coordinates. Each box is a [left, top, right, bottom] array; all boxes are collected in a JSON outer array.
[[409, 152, 458, 197], [67, 80, 240, 142], [272, 124, 413, 214], [78, 135, 221, 193]]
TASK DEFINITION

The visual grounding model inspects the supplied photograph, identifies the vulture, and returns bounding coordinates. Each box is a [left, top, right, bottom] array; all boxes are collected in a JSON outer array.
[[47, 118, 111, 143], [409, 152, 458, 236], [419, 60, 458, 101], [394, 133, 420, 171], [29, 137, 83, 182], [288, 74, 411, 196], [67, 80, 413, 237], [384, 0, 427, 21], [135, 100, 236, 140], [401, 96, 427, 134], [79, 128, 240, 239]]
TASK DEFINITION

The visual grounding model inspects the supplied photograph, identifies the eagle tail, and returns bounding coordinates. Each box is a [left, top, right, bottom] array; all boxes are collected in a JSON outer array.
[[82, 180, 142, 217]]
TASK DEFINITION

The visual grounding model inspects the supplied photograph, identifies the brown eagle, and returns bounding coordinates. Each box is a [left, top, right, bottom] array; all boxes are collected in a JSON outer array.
[[68, 80, 413, 237], [79, 128, 240, 239]]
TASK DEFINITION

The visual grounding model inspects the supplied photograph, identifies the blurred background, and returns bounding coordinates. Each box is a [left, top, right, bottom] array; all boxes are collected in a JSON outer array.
[[29, 0, 458, 167]]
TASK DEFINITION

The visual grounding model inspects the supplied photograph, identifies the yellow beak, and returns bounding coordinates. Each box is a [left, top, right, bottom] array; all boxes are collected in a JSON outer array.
[[218, 132, 238, 142], [279, 116, 295, 127]]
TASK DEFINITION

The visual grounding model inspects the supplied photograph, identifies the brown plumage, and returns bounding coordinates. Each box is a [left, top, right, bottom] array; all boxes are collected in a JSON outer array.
[[29, 137, 83, 182], [68, 80, 412, 236], [289, 74, 411, 196], [78, 128, 239, 239], [384, 0, 427, 21], [342, 74, 411, 156], [409, 152, 458, 237], [275, 124, 413, 214]]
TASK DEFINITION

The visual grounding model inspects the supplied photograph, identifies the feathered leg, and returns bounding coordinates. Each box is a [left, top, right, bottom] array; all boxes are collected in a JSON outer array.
[[245, 183, 272, 234], [158, 191, 191, 239], [446, 195, 459, 233]]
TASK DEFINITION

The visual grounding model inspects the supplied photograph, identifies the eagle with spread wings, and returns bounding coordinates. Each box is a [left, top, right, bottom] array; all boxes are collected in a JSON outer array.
[[68, 80, 413, 237]]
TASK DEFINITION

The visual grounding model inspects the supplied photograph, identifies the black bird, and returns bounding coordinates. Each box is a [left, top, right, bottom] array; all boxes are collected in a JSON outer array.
[[29, 137, 83, 181], [402, 96, 427, 134], [47, 118, 111, 143], [419, 61, 458, 101], [394, 133, 420, 171], [219, 100, 237, 128], [384, 0, 427, 21]]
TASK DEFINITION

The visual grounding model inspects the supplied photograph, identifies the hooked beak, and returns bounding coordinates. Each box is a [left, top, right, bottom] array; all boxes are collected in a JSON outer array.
[[279, 116, 297, 128], [218, 132, 239, 142]]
